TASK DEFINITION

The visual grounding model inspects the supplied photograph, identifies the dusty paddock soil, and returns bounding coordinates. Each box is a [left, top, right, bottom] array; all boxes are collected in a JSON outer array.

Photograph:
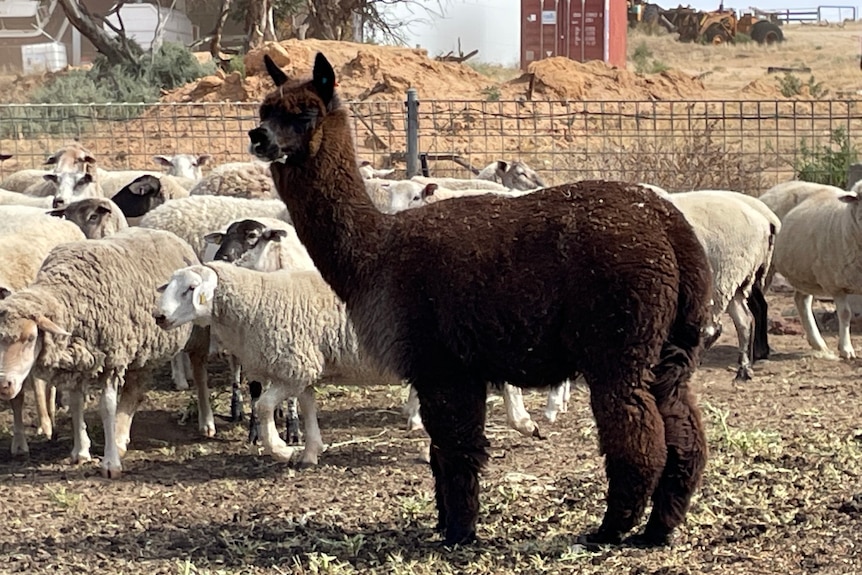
[[0, 291, 860, 575]]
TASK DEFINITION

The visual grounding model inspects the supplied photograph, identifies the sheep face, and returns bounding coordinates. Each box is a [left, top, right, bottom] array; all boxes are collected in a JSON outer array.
[[235, 228, 291, 272], [154, 154, 211, 181], [48, 198, 121, 239], [45, 145, 96, 174], [155, 266, 217, 330], [0, 315, 68, 401], [386, 181, 427, 214], [205, 219, 267, 262], [44, 171, 98, 208], [112, 175, 165, 219], [249, 54, 335, 165], [502, 161, 546, 191]]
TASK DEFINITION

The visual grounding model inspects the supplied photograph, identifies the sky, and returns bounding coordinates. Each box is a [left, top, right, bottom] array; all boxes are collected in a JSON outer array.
[[389, 0, 860, 64]]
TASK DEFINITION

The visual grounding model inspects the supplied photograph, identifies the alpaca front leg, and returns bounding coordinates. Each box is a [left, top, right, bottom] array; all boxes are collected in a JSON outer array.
[[726, 294, 755, 381], [68, 388, 91, 464], [834, 294, 856, 359], [500, 384, 541, 438], [99, 376, 123, 478], [417, 380, 489, 546], [795, 291, 835, 358], [31, 376, 54, 439], [256, 382, 296, 462], [10, 392, 29, 456], [296, 387, 324, 465]]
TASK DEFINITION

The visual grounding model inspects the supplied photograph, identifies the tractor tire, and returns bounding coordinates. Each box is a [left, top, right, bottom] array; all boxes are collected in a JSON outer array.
[[643, 4, 660, 25], [704, 23, 731, 44], [750, 20, 784, 44]]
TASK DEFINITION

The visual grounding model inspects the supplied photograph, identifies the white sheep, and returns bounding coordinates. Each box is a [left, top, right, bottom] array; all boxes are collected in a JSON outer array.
[[773, 189, 862, 359], [189, 162, 275, 199], [155, 262, 399, 465], [758, 180, 846, 221], [24, 171, 103, 207], [476, 160, 547, 190], [110, 174, 193, 225], [0, 169, 49, 193], [97, 153, 207, 197], [0, 188, 55, 208], [363, 179, 428, 214], [0, 143, 96, 194], [0, 218, 87, 451], [139, 195, 290, 259], [0, 227, 196, 476], [153, 153, 212, 181], [358, 160, 395, 180], [411, 175, 510, 193], [0, 206, 62, 234]]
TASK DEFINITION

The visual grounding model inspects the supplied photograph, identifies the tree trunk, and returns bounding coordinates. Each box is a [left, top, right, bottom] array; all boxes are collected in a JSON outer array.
[[56, 0, 137, 66], [210, 0, 233, 59]]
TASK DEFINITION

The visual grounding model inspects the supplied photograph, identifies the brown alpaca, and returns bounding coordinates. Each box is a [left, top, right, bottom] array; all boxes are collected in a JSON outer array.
[[249, 53, 712, 547]]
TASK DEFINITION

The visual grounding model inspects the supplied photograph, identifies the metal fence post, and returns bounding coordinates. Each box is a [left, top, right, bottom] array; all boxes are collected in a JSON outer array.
[[405, 88, 419, 178]]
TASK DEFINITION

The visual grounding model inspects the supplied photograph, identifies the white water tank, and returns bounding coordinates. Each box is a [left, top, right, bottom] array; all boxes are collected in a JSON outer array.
[[103, 4, 195, 50], [21, 42, 68, 74]]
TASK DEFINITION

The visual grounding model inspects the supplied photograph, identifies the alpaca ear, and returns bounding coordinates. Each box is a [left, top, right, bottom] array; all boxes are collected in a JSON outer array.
[[312, 52, 336, 106], [264, 55, 288, 87]]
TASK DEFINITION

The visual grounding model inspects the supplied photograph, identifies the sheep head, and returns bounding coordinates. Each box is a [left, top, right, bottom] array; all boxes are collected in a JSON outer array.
[[154, 265, 218, 330], [0, 311, 69, 401]]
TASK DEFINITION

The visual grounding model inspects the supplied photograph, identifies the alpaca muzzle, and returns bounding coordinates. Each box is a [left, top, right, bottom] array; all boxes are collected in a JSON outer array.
[[247, 127, 283, 162]]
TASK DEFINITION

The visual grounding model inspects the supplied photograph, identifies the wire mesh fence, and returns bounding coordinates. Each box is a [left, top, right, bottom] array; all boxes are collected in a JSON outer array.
[[2, 97, 861, 193]]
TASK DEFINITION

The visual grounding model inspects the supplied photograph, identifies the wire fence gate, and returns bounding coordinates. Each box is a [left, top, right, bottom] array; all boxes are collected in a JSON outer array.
[[2, 94, 862, 193]]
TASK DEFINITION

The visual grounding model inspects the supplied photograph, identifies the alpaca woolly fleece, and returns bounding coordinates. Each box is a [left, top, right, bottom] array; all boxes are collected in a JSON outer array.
[[189, 162, 275, 199], [139, 195, 290, 258]]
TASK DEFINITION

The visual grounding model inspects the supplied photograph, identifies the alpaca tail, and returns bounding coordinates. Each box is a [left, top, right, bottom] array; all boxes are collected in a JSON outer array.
[[638, 215, 712, 545]]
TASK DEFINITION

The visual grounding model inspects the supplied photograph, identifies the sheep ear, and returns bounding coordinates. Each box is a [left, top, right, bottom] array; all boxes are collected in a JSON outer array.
[[129, 175, 161, 196], [263, 228, 288, 242], [839, 193, 860, 204], [152, 155, 173, 167], [421, 183, 438, 199], [82, 154, 96, 165], [264, 55, 288, 87], [36, 316, 70, 337], [196, 154, 213, 167], [204, 232, 224, 245], [0, 287, 10, 300], [43, 173, 59, 183], [155, 282, 168, 293], [96, 205, 112, 215], [78, 173, 93, 186], [46, 207, 66, 218], [44, 152, 59, 165], [312, 52, 336, 106], [0, 154, 12, 161]]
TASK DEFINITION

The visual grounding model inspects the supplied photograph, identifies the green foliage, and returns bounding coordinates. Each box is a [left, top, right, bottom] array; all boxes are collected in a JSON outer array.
[[227, 54, 246, 77], [734, 32, 753, 44], [794, 126, 858, 188], [632, 42, 669, 74], [777, 72, 828, 98], [481, 85, 501, 101], [1, 43, 213, 138]]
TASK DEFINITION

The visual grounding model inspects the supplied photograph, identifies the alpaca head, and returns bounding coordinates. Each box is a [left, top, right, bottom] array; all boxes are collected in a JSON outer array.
[[248, 53, 339, 165]]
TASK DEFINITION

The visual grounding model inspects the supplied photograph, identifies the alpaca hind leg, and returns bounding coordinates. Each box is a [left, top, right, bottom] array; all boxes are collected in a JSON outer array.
[[795, 291, 834, 358], [583, 382, 667, 545], [726, 293, 755, 381], [416, 378, 489, 546], [500, 384, 541, 438], [835, 294, 856, 359], [640, 343, 708, 546]]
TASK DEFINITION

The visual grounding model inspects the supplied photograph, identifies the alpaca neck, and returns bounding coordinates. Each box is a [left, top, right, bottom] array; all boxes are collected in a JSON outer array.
[[270, 110, 386, 303]]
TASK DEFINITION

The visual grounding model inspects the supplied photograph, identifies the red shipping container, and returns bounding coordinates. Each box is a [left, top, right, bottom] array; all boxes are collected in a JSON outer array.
[[520, 0, 627, 70]]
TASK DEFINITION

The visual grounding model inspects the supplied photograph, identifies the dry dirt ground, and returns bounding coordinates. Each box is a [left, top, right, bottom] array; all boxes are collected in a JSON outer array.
[[0, 290, 860, 575]]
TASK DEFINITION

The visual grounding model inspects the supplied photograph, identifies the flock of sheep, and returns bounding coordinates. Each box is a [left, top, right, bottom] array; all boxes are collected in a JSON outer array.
[[0, 141, 859, 500]]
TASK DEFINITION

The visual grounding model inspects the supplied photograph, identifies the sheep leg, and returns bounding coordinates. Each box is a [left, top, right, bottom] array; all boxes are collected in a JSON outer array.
[[228, 354, 244, 422], [727, 293, 755, 381], [189, 345, 214, 437], [499, 384, 542, 438], [31, 376, 55, 439], [68, 388, 91, 464], [10, 392, 29, 456], [115, 371, 147, 457], [416, 378, 489, 546], [256, 382, 297, 462], [834, 294, 857, 359], [640, 343, 707, 547], [404, 384, 425, 432], [247, 380, 263, 444], [296, 387, 324, 466], [582, 382, 667, 545], [170, 352, 190, 391], [544, 380, 571, 423], [99, 375, 123, 479], [284, 396, 302, 445], [795, 291, 836, 358], [747, 285, 771, 361]]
